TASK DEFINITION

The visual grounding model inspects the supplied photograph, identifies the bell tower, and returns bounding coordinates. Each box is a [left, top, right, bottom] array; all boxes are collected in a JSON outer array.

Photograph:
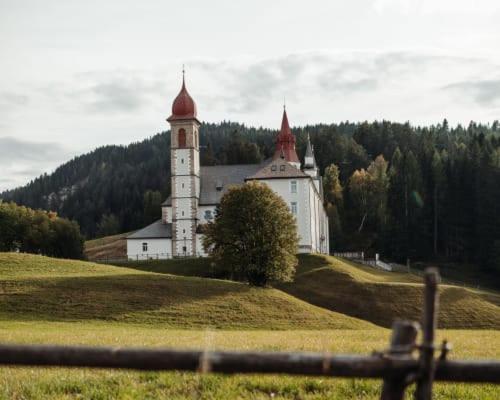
[[167, 71, 200, 257]]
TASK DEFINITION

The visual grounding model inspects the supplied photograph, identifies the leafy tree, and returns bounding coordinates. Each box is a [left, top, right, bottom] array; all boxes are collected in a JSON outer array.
[[323, 164, 344, 250], [0, 201, 84, 259], [367, 155, 389, 226], [203, 181, 298, 286]]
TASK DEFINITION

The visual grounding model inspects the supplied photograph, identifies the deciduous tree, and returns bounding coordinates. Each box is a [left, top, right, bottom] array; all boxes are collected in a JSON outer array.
[[203, 181, 298, 286]]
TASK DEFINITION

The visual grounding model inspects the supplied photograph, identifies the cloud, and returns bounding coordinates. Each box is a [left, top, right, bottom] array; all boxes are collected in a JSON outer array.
[[442, 79, 500, 107], [36, 72, 165, 114], [193, 51, 497, 117], [81, 76, 164, 113], [0, 136, 72, 191], [0, 92, 29, 106]]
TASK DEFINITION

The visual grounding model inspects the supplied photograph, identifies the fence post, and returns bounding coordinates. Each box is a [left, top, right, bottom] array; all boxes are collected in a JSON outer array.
[[381, 320, 419, 400], [415, 268, 440, 400]]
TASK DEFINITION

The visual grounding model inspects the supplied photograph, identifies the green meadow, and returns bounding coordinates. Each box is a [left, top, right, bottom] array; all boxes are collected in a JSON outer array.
[[0, 252, 499, 399]]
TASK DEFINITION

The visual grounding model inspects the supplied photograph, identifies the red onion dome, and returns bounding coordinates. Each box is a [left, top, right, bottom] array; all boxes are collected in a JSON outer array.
[[167, 75, 197, 122]]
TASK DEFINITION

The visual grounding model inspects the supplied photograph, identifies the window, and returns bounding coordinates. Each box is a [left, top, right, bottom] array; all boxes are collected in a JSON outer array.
[[178, 128, 186, 148], [142, 242, 148, 252], [280, 165, 285, 171], [204, 210, 213, 220], [290, 202, 297, 216], [181, 158, 184, 164], [271, 165, 277, 171], [182, 246, 187, 253], [182, 183, 185, 189], [291, 180, 297, 193], [182, 211, 185, 216]]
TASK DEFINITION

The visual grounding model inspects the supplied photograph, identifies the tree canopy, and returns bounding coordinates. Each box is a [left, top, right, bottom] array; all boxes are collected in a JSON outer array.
[[202, 181, 298, 286], [0, 201, 84, 259]]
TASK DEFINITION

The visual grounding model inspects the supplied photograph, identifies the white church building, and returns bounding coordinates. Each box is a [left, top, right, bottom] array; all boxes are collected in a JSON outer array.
[[127, 75, 329, 259]]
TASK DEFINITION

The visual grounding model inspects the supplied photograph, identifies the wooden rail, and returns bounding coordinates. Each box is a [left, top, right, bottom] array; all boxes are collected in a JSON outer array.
[[0, 269, 499, 399], [0, 344, 499, 383]]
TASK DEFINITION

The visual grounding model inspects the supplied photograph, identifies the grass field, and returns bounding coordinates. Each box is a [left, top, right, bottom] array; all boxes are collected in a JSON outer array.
[[84, 232, 131, 261], [112, 254, 500, 329], [1, 252, 499, 399], [0, 322, 499, 399], [0, 253, 370, 330]]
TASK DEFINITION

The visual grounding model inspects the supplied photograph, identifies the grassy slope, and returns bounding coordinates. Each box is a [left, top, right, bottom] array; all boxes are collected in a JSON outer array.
[[279, 255, 500, 329], [84, 232, 130, 261], [117, 254, 500, 329], [0, 323, 498, 400], [0, 253, 370, 330], [1, 253, 499, 399]]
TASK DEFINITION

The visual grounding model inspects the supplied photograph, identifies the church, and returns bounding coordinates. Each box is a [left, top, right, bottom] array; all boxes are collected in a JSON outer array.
[[126, 75, 329, 259]]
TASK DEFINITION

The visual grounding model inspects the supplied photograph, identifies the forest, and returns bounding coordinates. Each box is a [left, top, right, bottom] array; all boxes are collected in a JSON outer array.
[[1, 119, 499, 273]]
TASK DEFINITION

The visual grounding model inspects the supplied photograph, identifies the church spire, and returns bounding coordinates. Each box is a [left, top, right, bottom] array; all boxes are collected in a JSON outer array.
[[304, 133, 316, 169], [273, 107, 300, 166]]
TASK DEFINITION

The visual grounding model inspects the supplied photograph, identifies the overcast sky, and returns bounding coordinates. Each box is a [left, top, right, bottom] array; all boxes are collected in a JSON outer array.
[[1, 0, 499, 191]]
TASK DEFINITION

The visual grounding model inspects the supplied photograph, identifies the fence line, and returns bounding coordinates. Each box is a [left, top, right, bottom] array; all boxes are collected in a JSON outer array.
[[94, 253, 205, 264], [0, 269, 498, 400], [0, 344, 498, 383]]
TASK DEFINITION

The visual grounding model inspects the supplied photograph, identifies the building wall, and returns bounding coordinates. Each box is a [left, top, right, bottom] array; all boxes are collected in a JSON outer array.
[[127, 238, 172, 260], [170, 120, 200, 256], [197, 205, 216, 223], [251, 177, 329, 254], [256, 178, 312, 250]]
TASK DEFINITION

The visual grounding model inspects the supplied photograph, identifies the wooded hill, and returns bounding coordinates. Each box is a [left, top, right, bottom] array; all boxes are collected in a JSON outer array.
[[2, 120, 500, 274]]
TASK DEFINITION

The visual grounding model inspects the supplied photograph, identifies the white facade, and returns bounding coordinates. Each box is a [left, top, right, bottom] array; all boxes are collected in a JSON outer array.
[[255, 177, 328, 254], [170, 119, 200, 257], [127, 238, 172, 260]]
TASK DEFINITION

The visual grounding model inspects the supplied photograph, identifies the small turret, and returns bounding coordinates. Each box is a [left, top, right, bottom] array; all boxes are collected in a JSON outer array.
[[303, 133, 318, 179]]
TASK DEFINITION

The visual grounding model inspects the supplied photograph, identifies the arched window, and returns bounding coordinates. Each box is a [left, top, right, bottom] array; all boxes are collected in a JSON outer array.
[[178, 128, 186, 148]]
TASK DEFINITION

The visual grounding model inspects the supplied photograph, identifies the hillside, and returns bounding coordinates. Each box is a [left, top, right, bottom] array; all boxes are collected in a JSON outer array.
[[117, 254, 500, 329], [279, 255, 500, 329], [84, 232, 130, 261], [0, 253, 371, 330]]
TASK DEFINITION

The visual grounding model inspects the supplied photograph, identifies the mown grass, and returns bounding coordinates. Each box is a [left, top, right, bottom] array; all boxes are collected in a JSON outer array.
[[0, 322, 499, 399], [0, 253, 370, 330], [106, 253, 500, 329], [84, 232, 131, 261], [1, 253, 499, 398], [278, 255, 500, 329]]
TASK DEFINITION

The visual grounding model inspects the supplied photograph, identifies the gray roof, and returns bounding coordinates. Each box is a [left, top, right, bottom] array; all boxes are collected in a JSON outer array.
[[246, 158, 309, 180], [162, 163, 263, 206], [127, 220, 172, 239], [304, 133, 317, 169], [305, 134, 314, 158]]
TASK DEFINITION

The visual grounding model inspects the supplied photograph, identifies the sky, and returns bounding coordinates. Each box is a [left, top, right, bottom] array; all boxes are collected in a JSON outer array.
[[0, 0, 499, 191]]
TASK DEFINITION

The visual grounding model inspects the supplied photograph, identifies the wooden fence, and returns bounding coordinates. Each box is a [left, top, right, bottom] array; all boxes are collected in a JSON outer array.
[[0, 268, 499, 400]]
